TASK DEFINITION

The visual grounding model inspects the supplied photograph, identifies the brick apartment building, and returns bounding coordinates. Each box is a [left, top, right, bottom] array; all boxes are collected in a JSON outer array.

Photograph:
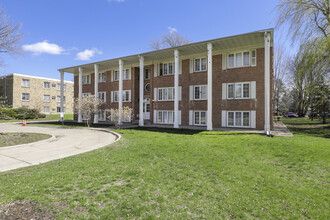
[[0, 73, 74, 114], [58, 29, 273, 132]]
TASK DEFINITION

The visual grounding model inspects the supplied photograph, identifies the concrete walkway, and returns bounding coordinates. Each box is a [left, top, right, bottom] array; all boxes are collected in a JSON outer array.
[[0, 123, 119, 172], [271, 121, 294, 137]]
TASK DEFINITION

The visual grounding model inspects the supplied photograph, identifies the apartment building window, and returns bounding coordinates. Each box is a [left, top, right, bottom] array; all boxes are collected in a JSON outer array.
[[44, 82, 50, 89], [43, 95, 50, 102], [98, 110, 106, 121], [82, 93, 91, 98], [227, 82, 250, 99], [114, 70, 119, 81], [98, 92, 106, 102], [113, 90, 131, 102], [228, 50, 256, 68], [99, 72, 106, 82], [145, 83, 151, 92], [57, 84, 66, 91], [43, 106, 50, 114], [57, 96, 66, 103], [21, 93, 30, 101], [228, 111, 250, 127], [82, 75, 90, 84], [194, 111, 206, 125], [57, 107, 66, 113], [159, 62, 174, 76], [157, 111, 174, 124], [21, 79, 30, 87], [194, 85, 207, 100], [158, 87, 175, 101], [123, 69, 130, 80], [194, 58, 207, 72], [145, 69, 151, 79]]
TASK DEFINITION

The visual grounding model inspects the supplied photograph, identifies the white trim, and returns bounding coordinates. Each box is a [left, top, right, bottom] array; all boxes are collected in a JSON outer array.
[[227, 82, 251, 99], [98, 91, 106, 103], [193, 111, 207, 126], [193, 57, 207, 72], [221, 110, 227, 127], [193, 85, 207, 100], [207, 43, 212, 131], [227, 111, 251, 128], [174, 49, 179, 128], [222, 83, 227, 100], [21, 93, 30, 102], [227, 50, 253, 69], [10, 73, 73, 83]]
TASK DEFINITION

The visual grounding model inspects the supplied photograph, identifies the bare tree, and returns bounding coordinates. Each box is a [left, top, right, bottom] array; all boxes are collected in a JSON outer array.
[[74, 95, 103, 127], [107, 106, 134, 128], [149, 32, 190, 50], [276, 0, 329, 42], [0, 8, 23, 63]]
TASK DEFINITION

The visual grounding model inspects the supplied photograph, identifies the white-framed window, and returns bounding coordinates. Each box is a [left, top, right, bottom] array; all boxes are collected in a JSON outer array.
[[157, 111, 174, 124], [98, 110, 106, 121], [21, 93, 30, 101], [114, 70, 119, 81], [194, 58, 207, 72], [98, 92, 106, 102], [82, 75, 91, 84], [98, 72, 106, 82], [194, 85, 207, 100], [57, 96, 66, 103], [227, 111, 250, 127], [227, 82, 250, 99], [194, 111, 207, 125], [123, 69, 130, 80], [159, 62, 174, 76], [158, 87, 175, 101], [57, 83, 66, 91], [43, 95, 50, 103], [21, 79, 30, 87], [114, 69, 130, 81], [43, 106, 50, 114], [57, 107, 66, 113], [227, 50, 256, 68], [113, 90, 131, 102], [145, 69, 151, 79], [44, 82, 50, 89]]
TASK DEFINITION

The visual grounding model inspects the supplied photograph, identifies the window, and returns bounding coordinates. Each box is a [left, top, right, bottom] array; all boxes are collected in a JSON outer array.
[[194, 111, 206, 125], [57, 107, 66, 113], [99, 72, 106, 82], [44, 82, 50, 89], [57, 84, 66, 91], [227, 82, 250, 99], [194, 85, 207, 100], [251, 50, 256, 66], [82, 75, 90, 84], [43, 95, 50, 102], [98, 110, 106, 121], [194, 58, 207, 72], [227, 111, 250, 127], [21, 79, 30, 87], [157, 111, 174, 124], [114, 70, 119, 81], [123, 69, 130, 80], [145, 83, 151, 92], [145, 69, 151, 79], [113, 90, 131, 102], [98, 92, 106, 102], [227, 51, 252, 68], [43, 106, 50, 114], [159, 62, 174, 76], [158, 87, 175, 101], [114, 69, 130, 80], [22, 93, 30, 101], [82, 93, 91, 98], [57, 96, 66, 103]]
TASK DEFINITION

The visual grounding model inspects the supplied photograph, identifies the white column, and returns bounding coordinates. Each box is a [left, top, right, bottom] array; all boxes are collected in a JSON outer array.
[[78, 67, 83, 123], [139, 56, 144, 126], [60, 70, 64, 122], [94, 64, 99, 124], [207, 43, 213, 130], [118, 59, 123, 125], [264, 32, 271, 134], [174, 49, 179, 128]]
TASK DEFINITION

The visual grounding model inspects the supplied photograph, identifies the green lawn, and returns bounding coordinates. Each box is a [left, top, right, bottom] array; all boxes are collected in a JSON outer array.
[[0, 132, 51, 147], [0, 119, 329, 219], [0, 114, 73, 123]]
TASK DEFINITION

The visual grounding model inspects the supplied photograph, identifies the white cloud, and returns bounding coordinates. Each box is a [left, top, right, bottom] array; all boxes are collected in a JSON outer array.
[[22, 41, 65, 55], [75, 48, 102, 61], [108, 0, 125, 2], [168, 27, 178, 34]]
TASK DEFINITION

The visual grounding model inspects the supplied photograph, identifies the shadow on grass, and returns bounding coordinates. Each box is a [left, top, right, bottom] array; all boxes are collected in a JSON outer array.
[[288, 126, 330, 139]]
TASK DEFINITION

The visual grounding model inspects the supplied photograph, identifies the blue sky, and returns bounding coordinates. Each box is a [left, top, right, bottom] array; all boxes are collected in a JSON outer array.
[[1, 0, 283, 81]]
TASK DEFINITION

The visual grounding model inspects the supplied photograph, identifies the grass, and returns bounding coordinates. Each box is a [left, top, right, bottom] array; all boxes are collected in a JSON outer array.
[[0, 114, 73, 123], [0, 119, 329, 219], [0, 132, 51, 147]]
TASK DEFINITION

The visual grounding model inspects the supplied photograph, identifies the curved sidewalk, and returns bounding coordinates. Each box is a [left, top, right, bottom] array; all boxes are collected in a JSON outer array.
[[0, 123, 118, 172]]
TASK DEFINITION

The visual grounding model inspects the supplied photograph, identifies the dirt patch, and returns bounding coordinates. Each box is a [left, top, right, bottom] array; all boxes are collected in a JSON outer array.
[[0, 200, 54, 220]]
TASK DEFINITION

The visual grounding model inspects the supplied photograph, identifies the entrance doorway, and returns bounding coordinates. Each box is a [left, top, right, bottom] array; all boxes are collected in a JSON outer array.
[[143, 98, 150, 120]]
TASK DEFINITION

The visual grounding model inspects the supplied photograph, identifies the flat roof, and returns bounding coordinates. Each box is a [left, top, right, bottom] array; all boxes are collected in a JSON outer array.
[[1, 73, 73, 83], [59, 28, 274, 74]]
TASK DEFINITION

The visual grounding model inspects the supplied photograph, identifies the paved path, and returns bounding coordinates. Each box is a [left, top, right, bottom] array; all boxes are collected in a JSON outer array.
[[0, 123, 118, 172], [271, 121, 294, 137]]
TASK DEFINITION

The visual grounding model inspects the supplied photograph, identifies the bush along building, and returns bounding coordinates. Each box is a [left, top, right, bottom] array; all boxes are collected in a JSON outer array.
[[59, 29, 274, 133]]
